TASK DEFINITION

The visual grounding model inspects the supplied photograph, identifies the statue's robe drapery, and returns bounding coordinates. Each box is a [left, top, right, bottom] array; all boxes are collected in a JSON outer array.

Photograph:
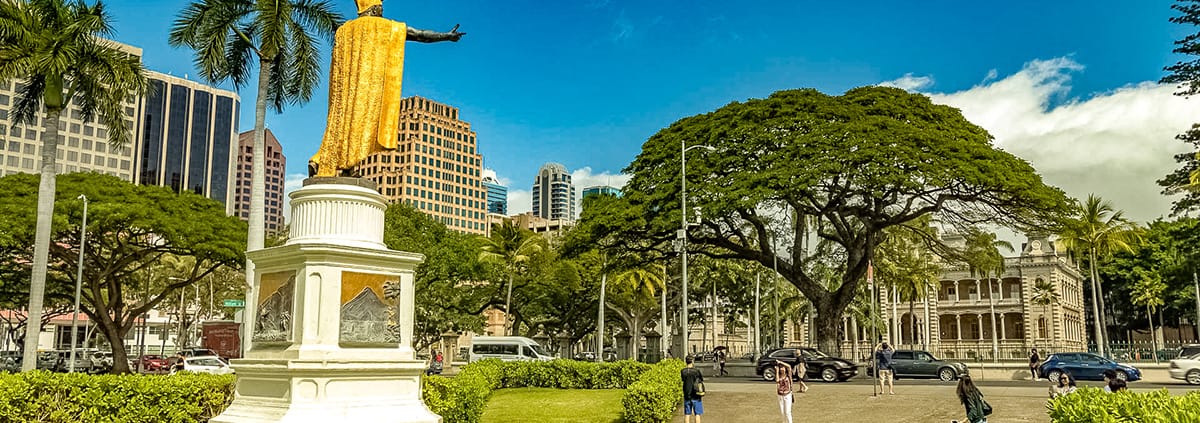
[[310, 16, 407, 176]]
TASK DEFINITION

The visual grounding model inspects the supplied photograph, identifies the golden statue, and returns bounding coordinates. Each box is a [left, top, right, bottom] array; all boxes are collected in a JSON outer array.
[[309, 0, 465, 177]]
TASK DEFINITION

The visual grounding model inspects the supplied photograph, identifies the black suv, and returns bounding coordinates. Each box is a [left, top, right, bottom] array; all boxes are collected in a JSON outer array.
[[755, 347, 858, 382], [868, 349, 968, 382]]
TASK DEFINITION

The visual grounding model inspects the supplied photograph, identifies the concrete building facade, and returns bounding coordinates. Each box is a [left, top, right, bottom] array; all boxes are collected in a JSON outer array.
[[532, 162, 574, 221], [233, 129, 286, 235], [353, 96, 487, 234], [836, 235, 1088, 361], [0, 43, 144, 181]]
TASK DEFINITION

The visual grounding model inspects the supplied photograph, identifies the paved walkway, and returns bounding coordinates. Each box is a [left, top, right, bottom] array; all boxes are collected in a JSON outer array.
[[673, 380, 1060, 422]]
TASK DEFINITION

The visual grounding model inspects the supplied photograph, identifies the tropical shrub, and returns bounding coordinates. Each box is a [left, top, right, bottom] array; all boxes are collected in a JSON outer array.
[[1048, 387, 1200, 422], [0, 371, 234, 423]]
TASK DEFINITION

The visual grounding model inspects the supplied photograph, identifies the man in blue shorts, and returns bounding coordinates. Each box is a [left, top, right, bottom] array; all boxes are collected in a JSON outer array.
[[681, 355, 705, 422]]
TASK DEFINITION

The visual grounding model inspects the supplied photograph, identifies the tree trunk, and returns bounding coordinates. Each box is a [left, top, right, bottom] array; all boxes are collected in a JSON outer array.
[[1087, 250, 1106, 356], [504, 272, 514, 335], [987, 275, 999, 361], [1147, 305, 1157, 364], [242, 58, 272, 354], [22, 106, 62, 371], [813, 303, 842, 354], [908, 299, 916, 348], [100, 317, 133, 374]]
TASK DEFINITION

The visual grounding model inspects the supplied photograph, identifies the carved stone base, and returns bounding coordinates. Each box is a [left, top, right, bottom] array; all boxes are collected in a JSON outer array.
[[210, 359, 439, 423]]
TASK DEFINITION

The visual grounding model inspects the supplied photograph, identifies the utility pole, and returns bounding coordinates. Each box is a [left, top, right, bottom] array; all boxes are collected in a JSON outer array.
[[755, 272, 761, 357], [1194, 271, 1199, 341]]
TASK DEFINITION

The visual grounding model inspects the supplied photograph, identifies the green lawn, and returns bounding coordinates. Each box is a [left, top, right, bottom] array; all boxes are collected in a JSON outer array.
[[481, 388, 626, 423]]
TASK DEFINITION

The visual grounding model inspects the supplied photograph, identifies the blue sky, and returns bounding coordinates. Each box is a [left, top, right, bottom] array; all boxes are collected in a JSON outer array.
[[107, 1, 1192, 219]]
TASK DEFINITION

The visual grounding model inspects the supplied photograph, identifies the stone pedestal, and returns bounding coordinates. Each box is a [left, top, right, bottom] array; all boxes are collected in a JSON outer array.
[[212, 178, 439, 423]]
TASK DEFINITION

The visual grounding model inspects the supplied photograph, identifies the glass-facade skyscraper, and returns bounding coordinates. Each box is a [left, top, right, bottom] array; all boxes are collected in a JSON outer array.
[[482, 173, 507, 215], [134, 72, 239, 212]]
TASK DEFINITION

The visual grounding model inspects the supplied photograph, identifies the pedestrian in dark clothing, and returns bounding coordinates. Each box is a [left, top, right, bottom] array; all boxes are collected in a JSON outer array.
[[681, 356, 705, 423], [717, 349, 728, 377], [956, 375, 991, 423], [1028, 348, 1041, 380]]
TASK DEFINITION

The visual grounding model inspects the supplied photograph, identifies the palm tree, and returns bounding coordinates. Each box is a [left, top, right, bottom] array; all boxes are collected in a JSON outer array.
[[1130, 267, 1166, 363], [876, 221, 942, 348], [610, 263, 665, 359], [1056, 194, 1142, 357], [168, 0, 343, 306], [1029, 278, 1060, 344], [0, 0, 148, 371], [961, 229, 1014, 362], [479, 221, 547, 335]]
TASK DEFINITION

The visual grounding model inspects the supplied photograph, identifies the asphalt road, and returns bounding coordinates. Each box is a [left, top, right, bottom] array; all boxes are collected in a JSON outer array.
[[716, 374, 1200, 390]]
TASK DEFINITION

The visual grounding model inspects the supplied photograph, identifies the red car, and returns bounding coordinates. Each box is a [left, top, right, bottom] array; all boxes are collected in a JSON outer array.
[[134, 354, 169, 372]]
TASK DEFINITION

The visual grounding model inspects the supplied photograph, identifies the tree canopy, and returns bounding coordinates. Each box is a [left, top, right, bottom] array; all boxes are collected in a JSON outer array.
[[0, 173, 245, 373], [607, 86, 1071, 352]]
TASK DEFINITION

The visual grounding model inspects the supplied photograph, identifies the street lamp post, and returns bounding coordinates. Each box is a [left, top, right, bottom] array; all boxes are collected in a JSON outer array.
[[68, 195, 88, 373], [679, 142, 714, 357]]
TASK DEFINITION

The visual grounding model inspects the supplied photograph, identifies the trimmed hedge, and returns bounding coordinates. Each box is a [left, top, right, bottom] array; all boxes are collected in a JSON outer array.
[[421, 359, 681, 423], [1048, 387, 1200, 422], [0, 371, 235, 423], [622, 359, 685, 423]]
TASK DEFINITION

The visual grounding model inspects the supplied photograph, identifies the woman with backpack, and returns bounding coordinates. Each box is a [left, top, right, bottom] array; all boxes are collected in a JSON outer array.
[[956, 375, 992, 423]]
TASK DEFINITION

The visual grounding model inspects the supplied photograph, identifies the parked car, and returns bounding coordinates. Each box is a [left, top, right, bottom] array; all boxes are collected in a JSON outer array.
[[0, 351, 19, 372], [755, 347, 858, 383], [133, 354, 170, 372], [865, 349, 968, 382], [170, 355, 234, 375], [1037, 352, 1142, 382], [1169, 346, 1200, 385], [89, 351, 114, 373], [50, 349, 95, 373], [177, 348, 220, 359]]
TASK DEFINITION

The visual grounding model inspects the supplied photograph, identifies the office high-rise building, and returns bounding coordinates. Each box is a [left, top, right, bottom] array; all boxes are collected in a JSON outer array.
[[233, 129, 286, 234], [354, 96, 487, 234], [0, 42, 240, 216], [133, 71, 240, 212], [481, 170, 507, 215], [582, 185, 621, 199], [532, 163, 574, 221], [0, 43, 141, 180]]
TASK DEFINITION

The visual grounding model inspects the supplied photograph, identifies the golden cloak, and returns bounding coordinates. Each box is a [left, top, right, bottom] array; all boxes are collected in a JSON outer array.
[[310, 16, 406, 176]]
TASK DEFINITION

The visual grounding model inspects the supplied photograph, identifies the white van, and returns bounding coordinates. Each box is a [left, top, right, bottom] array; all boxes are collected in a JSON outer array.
[[469, 336, 555, 362]]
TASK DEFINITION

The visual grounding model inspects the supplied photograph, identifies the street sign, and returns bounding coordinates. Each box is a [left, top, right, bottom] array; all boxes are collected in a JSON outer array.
[[223, 299, 245, 308]]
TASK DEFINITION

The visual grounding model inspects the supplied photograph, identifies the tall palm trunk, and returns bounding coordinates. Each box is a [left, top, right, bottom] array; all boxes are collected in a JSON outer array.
[[987, 275, 999, 361], [242, 59, 272, 353], [1147, 305, 1157, 364], [21, 104, 62, 371], [1087, 248, 1106, 356], [504, 272, 513, 335], [908, 299, 916, 348]]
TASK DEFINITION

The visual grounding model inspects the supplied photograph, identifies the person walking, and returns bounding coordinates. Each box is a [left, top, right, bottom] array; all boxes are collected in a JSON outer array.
[[875, 342, 895, 395], [774, 360, 795, 423], [956, 375, 992, 423], [1048, 372, 1076, 399], [681, 356, 705, 423], [1028, 348, 1041, 381], [718, 349, 729, 377]]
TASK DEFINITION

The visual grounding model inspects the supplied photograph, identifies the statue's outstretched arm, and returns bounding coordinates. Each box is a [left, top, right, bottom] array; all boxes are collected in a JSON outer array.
[[407, 24, 465, 43]]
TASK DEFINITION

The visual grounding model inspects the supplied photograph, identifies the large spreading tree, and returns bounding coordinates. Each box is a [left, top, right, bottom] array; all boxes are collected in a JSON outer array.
[[0, 0, 148, 371], [613, 87, 1071, 353], [1162, 0, 1200, 212], [0, 173, 245, 373]]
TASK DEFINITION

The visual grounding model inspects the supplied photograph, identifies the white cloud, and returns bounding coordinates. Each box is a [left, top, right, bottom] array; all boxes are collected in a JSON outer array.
[[879, 73, 935, 91], [282, 173, 306, 224], [889, 57, 1199, 223], [507, 189, 532, 215]]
